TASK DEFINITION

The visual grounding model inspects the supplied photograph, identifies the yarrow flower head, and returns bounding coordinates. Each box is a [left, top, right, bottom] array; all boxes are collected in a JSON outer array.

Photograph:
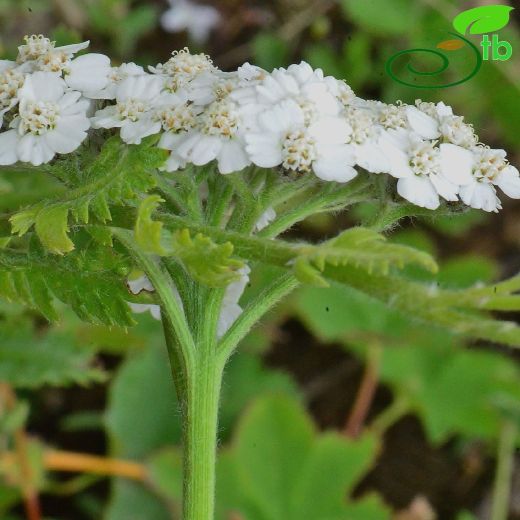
[[1, 34, 518, 212]]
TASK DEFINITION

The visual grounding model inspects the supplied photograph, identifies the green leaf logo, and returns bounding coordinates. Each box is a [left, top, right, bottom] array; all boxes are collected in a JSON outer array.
[[453, 5, 514, 35]]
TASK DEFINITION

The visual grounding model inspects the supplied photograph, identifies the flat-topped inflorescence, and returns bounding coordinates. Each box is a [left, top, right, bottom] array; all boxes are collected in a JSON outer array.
[[0, 35, 519, 212]]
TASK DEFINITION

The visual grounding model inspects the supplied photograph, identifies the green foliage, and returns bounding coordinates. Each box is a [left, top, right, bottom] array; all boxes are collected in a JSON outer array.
[[216, 395, 388, 519], [135, 195, 245, 287], [380, 342, 520, 442], [171, 229, 244, 287], [252, 33, 289, 70], [10, 137, 166, 254], [0, 321, 105, 388], [0, 238, 134, 326], [294, 227, 438, 287], [105, 344, 181, 459], [340, 0, 416, 35]]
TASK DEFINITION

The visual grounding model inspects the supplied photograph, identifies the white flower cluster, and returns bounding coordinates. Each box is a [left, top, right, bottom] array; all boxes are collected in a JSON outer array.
[[1, 36, 519, 212]]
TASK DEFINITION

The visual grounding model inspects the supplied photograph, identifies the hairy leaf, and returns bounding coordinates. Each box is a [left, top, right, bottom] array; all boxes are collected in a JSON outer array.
[[171, 229, 244, 287], [0, 323, 106, 388], [294, 227, 438, 287], [134, 195, 167, 255], [135, 197, 244, 287], [0, 240, 135, 326], [10, 137, 167, 254]]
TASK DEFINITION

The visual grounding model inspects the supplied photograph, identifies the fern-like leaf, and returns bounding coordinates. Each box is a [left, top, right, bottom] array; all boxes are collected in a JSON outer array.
[[294, 227, 438, 286], [135, 196, 244, 287], [0, 321, 106, 388], [0, 239, 135, 326], [10, 137, 167, 254]]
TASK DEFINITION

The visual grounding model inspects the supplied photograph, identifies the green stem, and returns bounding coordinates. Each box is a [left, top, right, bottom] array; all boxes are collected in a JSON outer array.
[[491, 419, 517, 520], [181, 351, 224, 520]]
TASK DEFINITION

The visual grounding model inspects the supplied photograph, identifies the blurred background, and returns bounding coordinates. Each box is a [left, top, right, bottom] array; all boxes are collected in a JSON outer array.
[[0, 1, 519, 519]]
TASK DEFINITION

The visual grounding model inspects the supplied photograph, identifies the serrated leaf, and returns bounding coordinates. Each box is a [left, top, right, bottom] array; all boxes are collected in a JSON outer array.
[[294, 227, 437, 286], [453, 5, 514, 35], [0, 240, 135, 326], [10, 137, 167, 254], [172, 229, 244, 288], [134, 195, 167, 255], [217, 395, 387, 519], [34, 205, 74, 254], [0, 323, 105, 388]]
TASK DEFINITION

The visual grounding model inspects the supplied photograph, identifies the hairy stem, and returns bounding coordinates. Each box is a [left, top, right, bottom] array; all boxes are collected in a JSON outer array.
[[181, 353, 224, 520]]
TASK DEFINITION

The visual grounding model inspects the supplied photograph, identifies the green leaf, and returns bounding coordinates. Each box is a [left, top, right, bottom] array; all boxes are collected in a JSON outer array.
[[0, 239, 135, 326], [217, 395, 387, 519], [0, 322, 105, 388], [453, 5, 514, 35], [294, 227, 438, 286], [10, 137, 167, 254], [171, 229, 244, 288], [380, 343, 520, 441], [219, 352, 298, 440], [134, 195, 167, 255], [105, 343, 181, 459], [105, 480, 171, 520]]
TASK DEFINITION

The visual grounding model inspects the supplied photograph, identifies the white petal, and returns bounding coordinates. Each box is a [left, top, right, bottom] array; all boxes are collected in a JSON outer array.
[[90, 106, 123, 129], [128, 275, 154, 294], [217, 139, 250, 174], [191, 135, 222, 165], [245, 133, 282, 167], [128, 303, 161, 320], [429, 173, 458, 201], [55, 41, 90, 55], [66, 54, 111, 94], [0, 130, 20, 165], [17, 134, 55, 165], [45, 123, 87, 154], [439, 143, 474, 186], [19, 72, 65, 103], [494, 165, 520, 199], [309, 116, 351, 145], [397, 176, 440, 209], [459, 182, 501, 212], [258, 99, 303, 134], [312, 145, 358, 182], [379, 137, 414, 178], [120, 117, 161, 144], [406, 106, 440, 139], [354, 142, 390, 174]]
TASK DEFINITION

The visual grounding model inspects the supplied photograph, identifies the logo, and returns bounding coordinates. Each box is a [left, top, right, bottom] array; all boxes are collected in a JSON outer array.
[[386, 5, 514, 88]]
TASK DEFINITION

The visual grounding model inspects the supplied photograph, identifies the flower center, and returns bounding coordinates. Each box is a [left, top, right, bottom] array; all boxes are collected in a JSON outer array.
[[282, 130, 316, 172], [345, 107, 375, 144], [159, 48, 215, 77], [414, 99, 438, 118], [117, 99, 147, 121], [473, 147, 507, 182], [409, 141, 440, 177], [19, 100, 60, 135], [440, 116, 478, 148], [0, 69, 25, 109], [201, 101, 239, 138], [38, 51, 70, 73], [379, 103, 407, 130], [158, 103, 196, 133], [18, 34, 54, 62]]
